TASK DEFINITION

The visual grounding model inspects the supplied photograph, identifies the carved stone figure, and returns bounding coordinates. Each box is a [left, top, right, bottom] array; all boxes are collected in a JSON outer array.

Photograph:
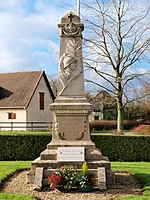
[[59, 39, 82, 95]]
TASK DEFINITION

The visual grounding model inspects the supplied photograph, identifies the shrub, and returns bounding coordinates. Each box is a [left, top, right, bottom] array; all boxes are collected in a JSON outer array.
[[131, 125, 150, 135], [0, 135, 50, 161], [91, 135, 150, 161], [90, 120, 117, 131], [89, 120, 150, 131], [0, 134, 150, 162]]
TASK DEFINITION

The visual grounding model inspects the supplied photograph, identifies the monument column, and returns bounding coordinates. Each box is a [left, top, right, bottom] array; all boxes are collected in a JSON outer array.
[[57, 11, 85, 97], [49, 11, 93, 143], [28, 11, 114, 189]]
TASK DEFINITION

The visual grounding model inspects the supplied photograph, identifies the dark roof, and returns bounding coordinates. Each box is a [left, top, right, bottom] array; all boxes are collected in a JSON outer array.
[[0, 71, 55, 108]]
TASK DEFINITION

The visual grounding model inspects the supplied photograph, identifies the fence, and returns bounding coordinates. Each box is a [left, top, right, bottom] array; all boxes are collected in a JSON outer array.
[[0, 121, 53, 131]]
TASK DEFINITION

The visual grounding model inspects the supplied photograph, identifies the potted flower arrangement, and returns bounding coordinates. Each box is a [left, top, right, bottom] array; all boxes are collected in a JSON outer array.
[[48, 165, 79, 191], [77, 162, 94, 192], [48, 162, 94, 192]]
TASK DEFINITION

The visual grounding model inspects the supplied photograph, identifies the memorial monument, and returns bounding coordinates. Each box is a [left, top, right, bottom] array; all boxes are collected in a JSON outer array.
[[28, 2, 114, 190]]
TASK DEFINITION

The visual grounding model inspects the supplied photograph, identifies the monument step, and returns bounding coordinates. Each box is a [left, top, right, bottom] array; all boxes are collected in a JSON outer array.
[[86, 149, 104, 160], [28, 158, 114, 186], [47, 141, 96, 150], [40, 148, 108, 162], [31, 159, 111, 170], [40, 149, 57, 160]]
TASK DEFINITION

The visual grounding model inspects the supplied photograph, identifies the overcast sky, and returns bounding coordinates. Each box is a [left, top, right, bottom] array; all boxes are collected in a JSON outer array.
[[0, 0, 149, 77]]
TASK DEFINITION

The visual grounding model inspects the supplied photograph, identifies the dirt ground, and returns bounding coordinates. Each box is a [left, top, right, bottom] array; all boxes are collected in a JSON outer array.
[[1, 170, 143, 200]]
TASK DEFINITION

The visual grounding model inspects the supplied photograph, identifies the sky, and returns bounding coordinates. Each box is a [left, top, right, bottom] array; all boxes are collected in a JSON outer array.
[[0, 0, 76, 76], [0, 0, 149, 78]]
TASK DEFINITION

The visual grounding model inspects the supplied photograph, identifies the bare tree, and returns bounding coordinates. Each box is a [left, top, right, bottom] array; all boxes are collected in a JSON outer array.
[[48, 75, 58, 98], [136, 82, 150, 120], [82, 0, 150, 133]]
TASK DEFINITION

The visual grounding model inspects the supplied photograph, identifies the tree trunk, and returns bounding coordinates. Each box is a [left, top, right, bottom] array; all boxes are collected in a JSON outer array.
[[117, 100, 124, 133], [116, 76, 124, 133]]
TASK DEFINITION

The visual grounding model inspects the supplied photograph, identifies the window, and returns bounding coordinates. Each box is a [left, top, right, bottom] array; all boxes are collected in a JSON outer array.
[[8, 112, 16, 119], [94, 116, 99, 120], [39, 92, 45, 110]]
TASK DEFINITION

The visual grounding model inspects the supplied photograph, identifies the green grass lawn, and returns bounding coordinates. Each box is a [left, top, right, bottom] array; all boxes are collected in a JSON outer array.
[[0, 161, 150, 200], [0, 131, 145, 137], [0, 193, 37, 200], [0, 161, 31, 181], [112, 162, 150, 200], [0, 161, 36, 200], [0, 131, 51, 135]]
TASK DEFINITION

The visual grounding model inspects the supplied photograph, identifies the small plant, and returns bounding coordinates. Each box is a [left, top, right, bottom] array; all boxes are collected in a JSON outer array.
[[48, 165, 79, 191], [77, 162, 94, 192], [49, 172, 62, 189], [48, 163, 94, 192], [131, 125, 150, 135], [59, 165, 79, 191], [80, 161, 88, 176]]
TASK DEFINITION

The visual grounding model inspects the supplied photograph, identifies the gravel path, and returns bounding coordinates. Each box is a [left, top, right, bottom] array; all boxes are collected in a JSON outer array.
[[1, 170, 143, 200]]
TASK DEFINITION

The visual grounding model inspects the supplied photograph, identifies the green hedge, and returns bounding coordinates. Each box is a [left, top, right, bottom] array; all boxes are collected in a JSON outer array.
[[0, 135, 150, 161], [91, 135, 150, 162], [0, 135, 50, 161], [89, 120, 150, 130]]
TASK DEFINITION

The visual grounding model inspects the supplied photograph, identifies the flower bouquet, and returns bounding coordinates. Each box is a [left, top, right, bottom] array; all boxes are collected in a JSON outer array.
[[48, 165, 79, 191]]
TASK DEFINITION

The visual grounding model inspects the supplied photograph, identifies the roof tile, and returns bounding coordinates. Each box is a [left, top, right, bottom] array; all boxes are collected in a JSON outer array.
[[0, 71, 43, 108]]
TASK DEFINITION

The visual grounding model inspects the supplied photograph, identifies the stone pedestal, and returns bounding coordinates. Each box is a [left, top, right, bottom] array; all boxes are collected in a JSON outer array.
[[28, 96, 114, 188], [28, 11, 115, 189]]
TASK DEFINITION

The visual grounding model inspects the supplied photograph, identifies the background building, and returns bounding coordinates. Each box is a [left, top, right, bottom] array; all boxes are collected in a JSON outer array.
[[0, 71, 55, 131]]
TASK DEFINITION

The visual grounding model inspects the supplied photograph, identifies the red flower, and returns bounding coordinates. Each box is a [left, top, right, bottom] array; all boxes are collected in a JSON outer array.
[[49, 173, 62, 189]]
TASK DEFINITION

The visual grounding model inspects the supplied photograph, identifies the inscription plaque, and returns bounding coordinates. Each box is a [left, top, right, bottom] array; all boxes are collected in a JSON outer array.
[[57, 147, 85, 162]]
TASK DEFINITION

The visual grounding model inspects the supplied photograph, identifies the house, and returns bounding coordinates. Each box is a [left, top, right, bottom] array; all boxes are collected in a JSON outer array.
[[0, 71, 55, 131], [89, 90, 117, 121]]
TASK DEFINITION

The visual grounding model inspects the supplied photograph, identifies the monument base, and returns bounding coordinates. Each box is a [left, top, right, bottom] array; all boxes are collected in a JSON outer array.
[[28, 140, 115, 189], [28, 97, 115, 190]]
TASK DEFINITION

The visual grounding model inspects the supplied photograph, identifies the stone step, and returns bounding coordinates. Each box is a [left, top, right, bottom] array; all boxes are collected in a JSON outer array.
[[31, 159, 111, 170], [28, 158, 114, 186], [47, 141, 96, 150], [86, 149, 105, 161], [40, 148, 106, 162], [40, 149, 57, 160]]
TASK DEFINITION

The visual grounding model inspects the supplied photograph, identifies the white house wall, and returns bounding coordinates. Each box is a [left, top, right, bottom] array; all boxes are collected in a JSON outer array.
[[89, 111, 103, 121], [26, 76, 53, 130], [0, 109, 26, 131]]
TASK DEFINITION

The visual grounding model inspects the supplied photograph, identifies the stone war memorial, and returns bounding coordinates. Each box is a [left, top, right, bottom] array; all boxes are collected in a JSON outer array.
[[28, 5, 115, 191]]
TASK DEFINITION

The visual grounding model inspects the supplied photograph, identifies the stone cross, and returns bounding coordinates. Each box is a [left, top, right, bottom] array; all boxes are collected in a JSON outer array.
[[68, 13, 74, 22]]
